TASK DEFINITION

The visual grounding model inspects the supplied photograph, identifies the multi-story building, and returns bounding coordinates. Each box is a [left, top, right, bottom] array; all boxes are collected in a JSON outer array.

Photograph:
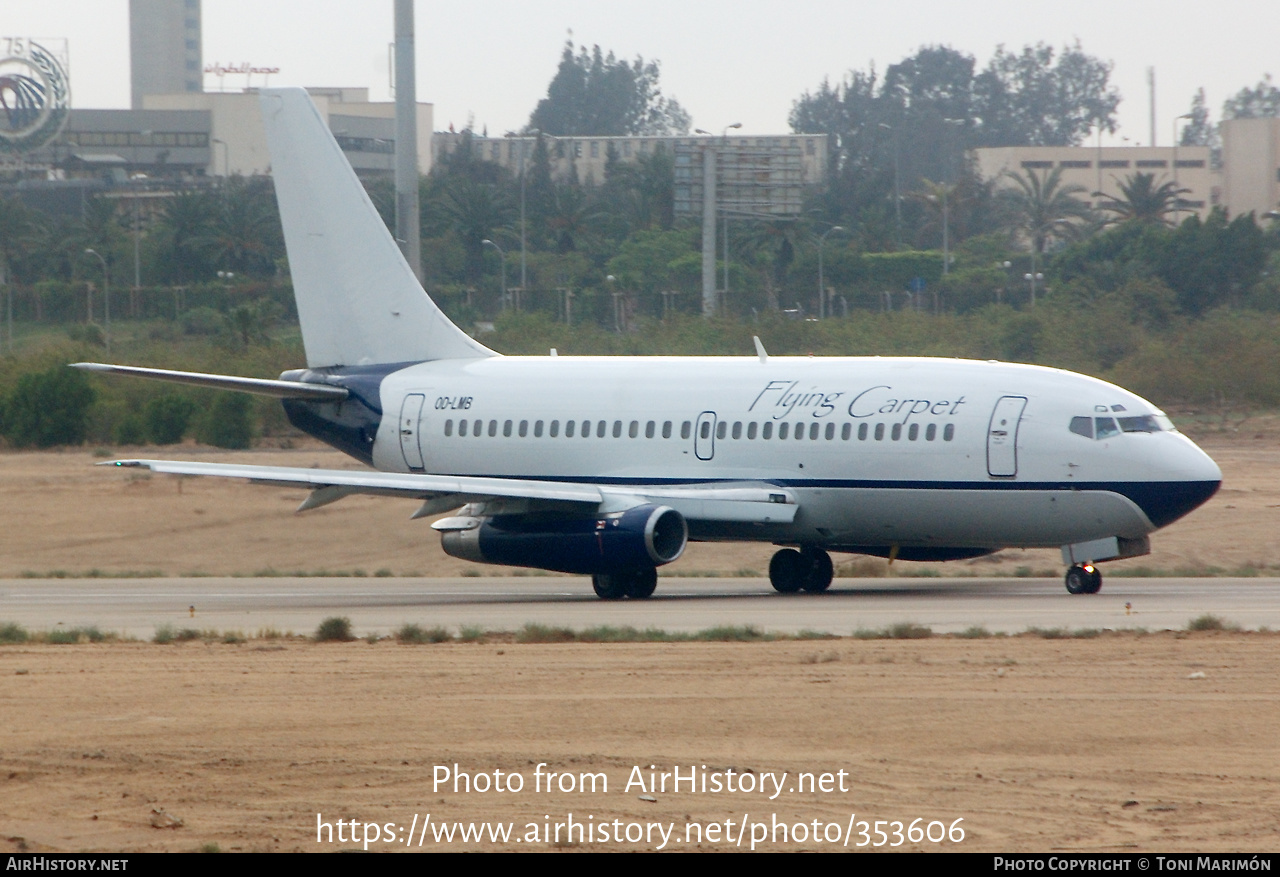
[[130, 0, 202, 109], [973, 144, 1216, 220], [1220, 118, 1280, 220], [433, 131, 829, 212]]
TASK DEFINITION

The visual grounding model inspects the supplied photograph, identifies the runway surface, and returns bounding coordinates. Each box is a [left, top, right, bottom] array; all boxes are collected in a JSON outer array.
[[3, 575, 1279, 638]]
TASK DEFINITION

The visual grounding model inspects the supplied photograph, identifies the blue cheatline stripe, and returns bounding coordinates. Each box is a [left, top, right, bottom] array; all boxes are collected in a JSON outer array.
[[439, 474, 1220, 531]]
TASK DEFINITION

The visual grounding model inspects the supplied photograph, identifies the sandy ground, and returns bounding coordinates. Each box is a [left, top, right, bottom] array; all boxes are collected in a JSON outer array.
[[2, 428, 1278, 853], [0, 429, 1274, 579], [1, 634, 1277, 853]]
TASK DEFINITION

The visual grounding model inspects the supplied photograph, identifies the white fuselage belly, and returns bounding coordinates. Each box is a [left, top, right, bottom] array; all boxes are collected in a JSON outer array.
[[371, 356, 1220, 550]]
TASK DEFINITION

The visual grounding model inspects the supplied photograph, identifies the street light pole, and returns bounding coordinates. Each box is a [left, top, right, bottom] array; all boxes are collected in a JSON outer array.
[[694, 123, 741, 316], [481, 239, 506, 310], [1172, 112, 1193, 223], [211, 138, 228, 178], [84, 248, 110, 352], [817, 225, 846, 319]]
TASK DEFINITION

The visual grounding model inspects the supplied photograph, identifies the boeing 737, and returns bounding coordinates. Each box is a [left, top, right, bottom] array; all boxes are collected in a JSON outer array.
[[77, 88, 1222, 599]]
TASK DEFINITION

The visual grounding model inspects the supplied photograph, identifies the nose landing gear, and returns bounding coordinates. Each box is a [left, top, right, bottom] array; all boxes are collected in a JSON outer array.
[[1064, 563, 1102, 594], [769, 547, 834, 593]]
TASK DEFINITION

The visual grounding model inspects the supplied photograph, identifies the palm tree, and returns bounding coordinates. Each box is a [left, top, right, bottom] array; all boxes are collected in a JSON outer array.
[[999, 167, 1092, 303], [1096, 172, 1190, 227]]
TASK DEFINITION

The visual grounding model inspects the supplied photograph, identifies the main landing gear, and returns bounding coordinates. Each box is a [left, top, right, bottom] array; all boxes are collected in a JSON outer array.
[[592, 567, 658, 600], [769, 547, 834, 594], [1064, 563, 1102, 595]]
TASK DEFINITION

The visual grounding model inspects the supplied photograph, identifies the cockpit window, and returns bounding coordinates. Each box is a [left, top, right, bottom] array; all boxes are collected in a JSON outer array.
[[1069, 416, 1093, 439], [1094, 417, 1120, 439], [1117, 415, 1161, 433]]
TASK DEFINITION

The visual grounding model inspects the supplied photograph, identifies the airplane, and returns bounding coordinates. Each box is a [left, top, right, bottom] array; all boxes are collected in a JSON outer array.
[[75, 87, 1223, 600]]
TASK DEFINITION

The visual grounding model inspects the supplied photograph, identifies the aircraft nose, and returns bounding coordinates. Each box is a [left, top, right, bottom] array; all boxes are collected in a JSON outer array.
[[1135, 439, 1221, 529]]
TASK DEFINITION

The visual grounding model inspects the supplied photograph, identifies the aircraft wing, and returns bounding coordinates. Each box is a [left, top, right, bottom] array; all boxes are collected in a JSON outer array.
[[105, 460, 798, 524]]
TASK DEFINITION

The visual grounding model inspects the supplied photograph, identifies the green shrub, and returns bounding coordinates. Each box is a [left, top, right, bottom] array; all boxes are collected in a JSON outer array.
[[1, 365, 95, 447], [396, 623, 452, 644], [113, 413, 146, 445], [315, 616, 354, 642], [146, 394, 197, 445], [196, 393, 253, 449], [0, 622, 29, 644]]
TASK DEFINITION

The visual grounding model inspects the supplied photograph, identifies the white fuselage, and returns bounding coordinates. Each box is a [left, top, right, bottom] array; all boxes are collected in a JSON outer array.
[[370, 355, 1221, 552]]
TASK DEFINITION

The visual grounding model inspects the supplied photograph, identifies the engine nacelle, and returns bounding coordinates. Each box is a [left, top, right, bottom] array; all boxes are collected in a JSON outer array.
[[440, 504, 688, 575]]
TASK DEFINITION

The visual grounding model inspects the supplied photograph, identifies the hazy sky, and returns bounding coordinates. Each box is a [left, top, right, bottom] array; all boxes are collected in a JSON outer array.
[[3, 1, 1278, 145]]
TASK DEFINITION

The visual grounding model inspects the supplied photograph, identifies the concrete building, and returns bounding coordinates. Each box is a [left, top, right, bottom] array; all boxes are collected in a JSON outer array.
[[5, 88, 431, 190], [1221, 118, 1280, 220], [973, 144, 1216, 220], [130, 0, 202, 109], [434, 132, 829, 197], [142, 87, 433, 178]]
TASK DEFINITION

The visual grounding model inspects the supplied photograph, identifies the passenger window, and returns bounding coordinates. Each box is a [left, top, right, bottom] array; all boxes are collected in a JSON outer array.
[[762, 422, 773, 440], [874, 423, 885, 441], [534, 420, 544, 438], [488, 420, 497, 437], [747, 422, 758, 440], [503, 420, 513, 437], [566, 420, 576, 438], [645, 421, 655, 439], [597, 420, 607, 438], [459, 419, 469, 437], [613, 421, 622, 438], [519, 420, 528, 437], [943, 424, 955, 441], [891, 423, 902, 441], [926, 423, 936, 441], [582, 420, 591, 438], [908, 423, 919, 441], [549, 420, 559, 438], [779, 423, 789, 440], [1069, 416, 1093, 439], [732, 422, 742, 440], [444, 419, 453, 436], [473, 419, 482, 437], [858, 423, 868, 441], [629, 421, 639, 439], [681, 421, 691, 439], [716, 422, 727, 440], [841, 423, 850, 440], [1095, 417, 1120, 439], [662, 421, 672, 439]]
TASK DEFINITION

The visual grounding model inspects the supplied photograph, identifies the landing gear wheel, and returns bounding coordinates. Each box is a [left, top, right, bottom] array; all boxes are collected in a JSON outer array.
[[1064, 564, 1102, 595], [592, 572, 628, 601], [627, 568, 658, 599], [800, 547, 834, 593], [769, 549, 805, 593]]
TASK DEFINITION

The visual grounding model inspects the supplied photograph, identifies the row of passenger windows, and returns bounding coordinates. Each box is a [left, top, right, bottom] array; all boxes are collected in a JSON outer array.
[[442, 418, 956, 443]]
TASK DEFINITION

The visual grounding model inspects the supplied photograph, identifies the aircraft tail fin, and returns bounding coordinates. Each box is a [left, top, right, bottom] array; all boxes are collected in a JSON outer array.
[[259, 87, 494, 368]]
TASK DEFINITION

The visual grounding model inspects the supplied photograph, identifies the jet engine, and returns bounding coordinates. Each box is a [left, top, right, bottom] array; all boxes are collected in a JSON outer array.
[[439, 504, 687, 575]]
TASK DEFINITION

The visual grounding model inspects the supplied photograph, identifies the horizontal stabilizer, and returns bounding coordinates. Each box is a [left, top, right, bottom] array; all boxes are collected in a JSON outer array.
[[71, 363, 349, 401]]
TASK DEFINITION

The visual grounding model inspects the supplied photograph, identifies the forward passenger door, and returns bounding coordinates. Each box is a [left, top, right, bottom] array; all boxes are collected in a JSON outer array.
[[987, 396, 1027, 477]]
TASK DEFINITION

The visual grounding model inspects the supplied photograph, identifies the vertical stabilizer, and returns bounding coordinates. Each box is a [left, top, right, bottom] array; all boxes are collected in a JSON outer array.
[[260, 88, 494, 367]]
